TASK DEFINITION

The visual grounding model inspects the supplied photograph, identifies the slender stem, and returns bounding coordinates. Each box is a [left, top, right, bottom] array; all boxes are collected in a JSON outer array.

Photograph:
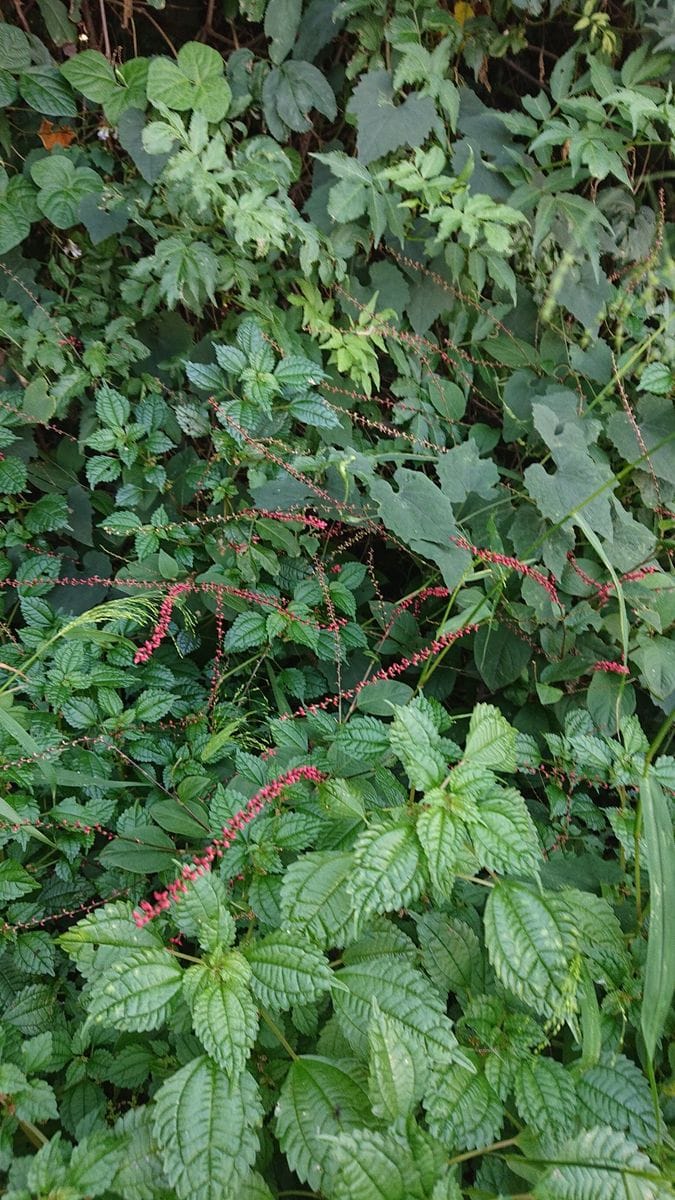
[[17, 1117, 48, 1148], [447, 1135, 519, 1166], [98, 0, 111, 58], [259, 1007, 298, 1061], [645, 711, 675, 770], [168, 949, 203, 965]]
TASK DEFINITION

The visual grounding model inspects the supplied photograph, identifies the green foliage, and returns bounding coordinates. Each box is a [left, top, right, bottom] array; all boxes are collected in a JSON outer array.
[[0, 0, 673, 1196]]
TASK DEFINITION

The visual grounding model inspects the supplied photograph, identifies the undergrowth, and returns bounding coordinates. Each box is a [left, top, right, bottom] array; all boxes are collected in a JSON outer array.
[[0, 0, 673, 1197]]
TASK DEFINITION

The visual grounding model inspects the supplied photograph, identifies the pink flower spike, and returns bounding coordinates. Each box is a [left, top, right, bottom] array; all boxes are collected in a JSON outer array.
[[593, 660, 630, 675], [133, 765, 326, 925]]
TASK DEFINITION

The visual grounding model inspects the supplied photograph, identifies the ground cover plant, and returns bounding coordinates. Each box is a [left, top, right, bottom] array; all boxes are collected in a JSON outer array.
[[0, 0, 674, 1196]]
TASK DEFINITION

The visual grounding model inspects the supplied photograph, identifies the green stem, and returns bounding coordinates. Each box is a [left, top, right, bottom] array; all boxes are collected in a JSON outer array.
[[16, 1117, 48, 1149], [645, 711, 675, 770], [447, 1135, 519, 1166], [260, 1007, 298, 1061]]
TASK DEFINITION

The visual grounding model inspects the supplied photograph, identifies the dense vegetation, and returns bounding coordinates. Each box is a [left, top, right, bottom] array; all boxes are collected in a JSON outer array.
[[0, 0, 673, 1196]]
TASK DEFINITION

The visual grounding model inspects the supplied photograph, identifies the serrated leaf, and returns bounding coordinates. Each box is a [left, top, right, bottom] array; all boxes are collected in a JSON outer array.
[[214, 343, 247, 374], [243, 932, 333, 1010], [0, 455, 28, 493], [67, 1134, 126, 1197], [350, 816, 423, 921], [99, 826, 177, 875], [153, 1057, 262, 1199], [324, 1125, 432, 1200], [424, 1061, 504, 1152], [275, 1055, 373, 1190], [348, 71, 437, 165], [224, 611, 268, 652], [416, 912, 484, 999], [416, 805, 460, 899], [172, 872, 236, 953], [86, 948, 183, 1032], [464, 704, 517, 771], [368, 998, 420, 1119], [334, 955, 460, 1062], [112, 1108, 169, 1200], [389, 698, 447, 790], [183, 956, 258, 1076], [514, 1056, 577, 1139], [262, 60, 336, 138], [576, 1054, 658, 1146], [96, 382, 130, 427], [280, 851, 354, 947], [275, 354, 325, 390], [532, 1125, 668, 1199], [0, 859, 39, 901], [484, 880, 579, 1020], [467, 787, 541, 878]]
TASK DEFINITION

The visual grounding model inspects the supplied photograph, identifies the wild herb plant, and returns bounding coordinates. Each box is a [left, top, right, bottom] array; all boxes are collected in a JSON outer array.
[[0, 1, 673, 1197]]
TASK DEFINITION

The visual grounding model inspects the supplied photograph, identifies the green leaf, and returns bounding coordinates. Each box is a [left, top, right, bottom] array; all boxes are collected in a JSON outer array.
[[264, 0, 302, 64], [280, 851, 354, 948], [348, 71, 437, 165], [514, 1056, 577, 1139], [214, 343, 247, 374], [464, 704, 517, 772], [61, 49, 117, 102], [243, 931, 333, 1010], [0, 455, 28, 493], [576, 1054, 658, 1146], [224, 611, 268, 652], [19, 67, 77, 116], [484, 880, 579, 1020], [172, 872, 236, 953], [275, 353, 325, 390], [389, 698, 447, 790], [474, 622, 531, 690], [67, 1134, 126, 1197], [416, 912, 484, 1000], [416, 805, 460, 899], [638, 362, 673, 396], [147, 42, 231, 122], [350, 816, 423, 921], [86, 948, 183, 1032], [96, 382, 130, 427], [99, 826, 177, 874], [262, 60, 336, 138], [112, 1109, 168, 1200], [532, 1126, 669, 1199], [31, 155, 101, 228], [0, 860, 39, 901], [275, 1056, 373, 1190], [640, 771, 675, 1062], [424, 1061, 503, 1152], [0, 24, 32, 70], [334, 955, 461, 1062], [183, 956, 259, 1076], [0, 68, 18, 106], [134, 689, 175, 722], [467, 786, 541, 878], [59, 901, 162, 954], [368, 998, 419, 1119], [324, 1125, 439, 1200], [153, 1057, 262, 1199], [79, 192, 129, 244], [37, 0, 78, 45]]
